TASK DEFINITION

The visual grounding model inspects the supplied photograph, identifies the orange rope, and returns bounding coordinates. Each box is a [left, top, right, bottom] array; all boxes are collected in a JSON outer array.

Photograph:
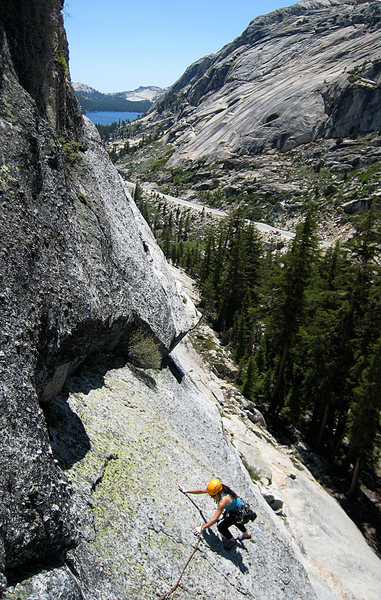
[[158, 532, 202, 600]]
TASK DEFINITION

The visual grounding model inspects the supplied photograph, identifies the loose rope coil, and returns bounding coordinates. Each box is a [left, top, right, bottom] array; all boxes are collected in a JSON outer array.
[[158, 531, 203, 600]]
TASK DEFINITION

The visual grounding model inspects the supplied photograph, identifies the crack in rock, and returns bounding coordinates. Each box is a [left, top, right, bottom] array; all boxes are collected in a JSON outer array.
[[90, 453, 119, 493]]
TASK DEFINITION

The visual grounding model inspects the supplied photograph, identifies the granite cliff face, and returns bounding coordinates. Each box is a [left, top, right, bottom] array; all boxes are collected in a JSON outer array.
[[3, 272, 381, 600], [3, 344, 320, 600], [147, 0, 381, 164], [0, 0, 190, 584], [1, 1, 380, 599]]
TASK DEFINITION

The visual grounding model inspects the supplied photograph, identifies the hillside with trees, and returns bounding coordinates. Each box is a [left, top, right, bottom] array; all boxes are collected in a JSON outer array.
[[73, 83, 164, 113], [134, 182, 381, 552]]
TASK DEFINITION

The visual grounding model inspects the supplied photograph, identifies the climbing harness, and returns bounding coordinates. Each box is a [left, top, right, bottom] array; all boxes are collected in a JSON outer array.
[[229, 500, 257, 525], [158, 487, 256, 598], [158, 530, 202, 600]]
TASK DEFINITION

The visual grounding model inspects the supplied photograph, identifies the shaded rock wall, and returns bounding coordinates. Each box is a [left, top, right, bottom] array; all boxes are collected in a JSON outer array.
[[0, 0, 83, 137], [0, 0, 190, 580]]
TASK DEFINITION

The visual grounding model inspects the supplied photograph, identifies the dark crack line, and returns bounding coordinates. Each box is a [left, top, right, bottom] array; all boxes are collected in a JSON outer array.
[[91, 453, 118, 493], [64, 561, 89, 600]]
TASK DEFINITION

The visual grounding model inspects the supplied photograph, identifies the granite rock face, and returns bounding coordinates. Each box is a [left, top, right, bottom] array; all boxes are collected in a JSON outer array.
[[5, 313, 380, 600], [0, 0, 190, 580], [148, 0, 381, 164], [3, 348, 321, 600], [1, 0, 379, 597]]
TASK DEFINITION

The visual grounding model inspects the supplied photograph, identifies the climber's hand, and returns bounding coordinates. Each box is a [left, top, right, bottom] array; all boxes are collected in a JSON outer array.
[[192, 526, 203, 536], [178, 484, 185, 493]]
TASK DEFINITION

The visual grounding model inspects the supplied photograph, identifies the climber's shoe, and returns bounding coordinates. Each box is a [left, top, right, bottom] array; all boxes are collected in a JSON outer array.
[[237, 532, 252, 541], [223, 539, 236, 550]]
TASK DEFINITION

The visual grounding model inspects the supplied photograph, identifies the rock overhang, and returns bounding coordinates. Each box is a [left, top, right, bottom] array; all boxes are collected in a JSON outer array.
[[0, 6, 191, 577]]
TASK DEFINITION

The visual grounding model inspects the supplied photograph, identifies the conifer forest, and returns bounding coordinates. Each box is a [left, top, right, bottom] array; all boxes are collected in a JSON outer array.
[[136, 184, 381, 499]]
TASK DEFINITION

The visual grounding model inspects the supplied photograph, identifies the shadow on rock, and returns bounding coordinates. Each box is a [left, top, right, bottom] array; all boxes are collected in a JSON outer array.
[[163, 354, 185, 383], [5, 558, 60, 588], [42, 392, 91, 470], [129, 363, 157, 390], [41, 354, 157, 470], [202, 530, 249, 574], [41, 355, 123, 469]]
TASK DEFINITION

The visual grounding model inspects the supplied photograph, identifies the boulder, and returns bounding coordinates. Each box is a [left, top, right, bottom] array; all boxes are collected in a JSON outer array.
[[343, 198, 372, 214]]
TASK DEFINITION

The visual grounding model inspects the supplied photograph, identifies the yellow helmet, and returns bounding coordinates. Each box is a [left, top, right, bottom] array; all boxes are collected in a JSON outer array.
[[207, 478, 222, 496]]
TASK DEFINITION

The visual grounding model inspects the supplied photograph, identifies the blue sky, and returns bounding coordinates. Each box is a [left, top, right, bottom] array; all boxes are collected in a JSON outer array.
[[64, 0, 297, 93]]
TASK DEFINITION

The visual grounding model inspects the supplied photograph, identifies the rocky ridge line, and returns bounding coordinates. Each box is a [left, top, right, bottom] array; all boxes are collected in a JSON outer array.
[[146, 0, 381, 164]]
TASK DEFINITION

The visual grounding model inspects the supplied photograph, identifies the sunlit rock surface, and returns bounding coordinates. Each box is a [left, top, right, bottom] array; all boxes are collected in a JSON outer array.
[[148, 0, 381, 163]]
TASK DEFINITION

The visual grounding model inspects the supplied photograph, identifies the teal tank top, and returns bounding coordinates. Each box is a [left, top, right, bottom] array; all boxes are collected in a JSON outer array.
[[225, 496, 243, 511]]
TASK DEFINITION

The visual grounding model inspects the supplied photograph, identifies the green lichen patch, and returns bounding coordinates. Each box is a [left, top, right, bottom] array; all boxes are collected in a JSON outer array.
[[64, 369, 181, 567]]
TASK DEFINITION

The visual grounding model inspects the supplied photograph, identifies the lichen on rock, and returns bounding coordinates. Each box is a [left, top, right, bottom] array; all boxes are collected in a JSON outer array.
[[0, 0, 191, 581], [19, 352, 320, 600]]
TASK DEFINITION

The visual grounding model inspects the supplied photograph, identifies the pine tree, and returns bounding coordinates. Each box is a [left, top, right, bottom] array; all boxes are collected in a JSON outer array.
[[134, 181, 143, 204], [346, 334, 381, 495], [242, 355, 258, 401], [198, 228, 217, 313], [215, 210, 262, 331], [268, 208, 319, 414], [291, 243, 351, 446], [233, 309, 248, 362], [216, 213, 245, 330], [161, 224, 171, 257], [302, 204, 381, 456]]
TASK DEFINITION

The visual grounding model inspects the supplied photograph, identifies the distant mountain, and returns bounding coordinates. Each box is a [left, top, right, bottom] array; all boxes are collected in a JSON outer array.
[[73, 83, 165, 113], [118, 86, 165, 103], [147, 0, 381, 164]]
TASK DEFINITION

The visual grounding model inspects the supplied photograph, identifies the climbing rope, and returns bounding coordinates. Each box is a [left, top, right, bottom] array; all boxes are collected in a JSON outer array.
[[158, 531, 203, 600]]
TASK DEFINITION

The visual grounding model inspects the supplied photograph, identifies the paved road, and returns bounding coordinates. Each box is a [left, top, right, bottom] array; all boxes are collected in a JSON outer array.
[[145, 188, 229, 217], [126, 181, 334, 247], [139, 184, 297, 241]]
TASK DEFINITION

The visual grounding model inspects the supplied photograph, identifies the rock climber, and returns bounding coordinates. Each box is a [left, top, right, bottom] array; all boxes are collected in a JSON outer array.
[[178, 478, 256, 550]]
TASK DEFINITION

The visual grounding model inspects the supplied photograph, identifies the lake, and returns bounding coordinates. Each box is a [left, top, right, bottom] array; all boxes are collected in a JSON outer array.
[[84, 111, 142, 125]]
